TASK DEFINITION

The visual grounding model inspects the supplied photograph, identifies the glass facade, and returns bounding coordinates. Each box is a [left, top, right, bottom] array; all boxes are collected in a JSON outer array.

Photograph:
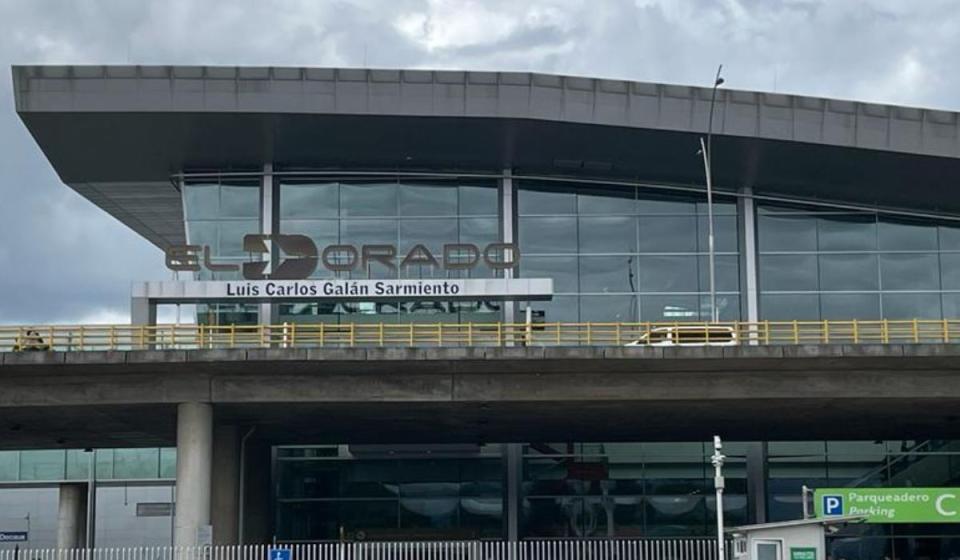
[[0, 448, 175, 482], [758, 204, 960, 320], [517, 182, 740, 323], [276, 179, 502, 325]]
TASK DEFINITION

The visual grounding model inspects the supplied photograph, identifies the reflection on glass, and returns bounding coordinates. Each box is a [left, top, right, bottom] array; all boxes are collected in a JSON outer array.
[[641, 295, 699, 322], [759, 255, 818, 292], [819, 254, 878, 291], [758, 214, 817, 252], [639, 217, 697, 253], [183, 184, 219, 220], [579, 257, 634, 293], [817, 215, 876, 251], [820, 294, 881, 320], [522, 257, 578, 293], [399, 183, 458, 216], [578, 216, 637, 254], [519, 185, 577, 215], [340, 182, 397, 217], [578, 188, 636, 215], [638, 256, 698, 292], [458, 185, 498, 216], [280, 183, 338, 218], [880, 253, 940, 291], [760, 294, 821, 321], [580, 295, 637, 322], [879, 220, 938, 251], [882, 293, 942, 319], [519, 217, 577, 254]]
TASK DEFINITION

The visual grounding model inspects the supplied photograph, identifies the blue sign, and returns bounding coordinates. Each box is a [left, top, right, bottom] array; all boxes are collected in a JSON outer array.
[[823, 494, 844, 516], [0, 532, 28, 542], [268, 549, 291, 560]]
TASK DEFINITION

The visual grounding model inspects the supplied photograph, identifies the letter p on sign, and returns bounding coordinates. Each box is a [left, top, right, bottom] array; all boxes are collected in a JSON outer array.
[[823, 495, 843, 516]]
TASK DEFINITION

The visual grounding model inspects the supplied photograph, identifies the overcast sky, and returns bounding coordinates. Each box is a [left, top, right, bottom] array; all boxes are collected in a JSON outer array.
[[0, 0, 958, 325]]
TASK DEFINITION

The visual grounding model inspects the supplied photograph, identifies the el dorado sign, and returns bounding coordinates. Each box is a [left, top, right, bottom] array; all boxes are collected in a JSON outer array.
[[816, 488, 960, 523], [166, 234, 519, 281]]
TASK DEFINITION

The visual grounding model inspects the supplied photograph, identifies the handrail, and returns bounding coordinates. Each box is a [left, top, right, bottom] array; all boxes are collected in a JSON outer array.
[[2, 319, 960, 352]]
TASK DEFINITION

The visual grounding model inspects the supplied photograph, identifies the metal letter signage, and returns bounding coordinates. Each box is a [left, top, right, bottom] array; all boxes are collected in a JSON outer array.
[[166, 238, 520, 281], [815, 487, 960, 523]]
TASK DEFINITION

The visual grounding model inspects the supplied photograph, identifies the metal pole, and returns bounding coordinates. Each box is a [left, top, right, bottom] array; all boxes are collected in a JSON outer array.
[[85, 449, 96, 548], [712, 435, 726, 560], [703, 64, 724, 323]]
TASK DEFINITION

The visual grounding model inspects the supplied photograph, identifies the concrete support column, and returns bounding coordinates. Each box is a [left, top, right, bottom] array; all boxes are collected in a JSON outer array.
[[175, 402, 213, 547], [211, 425, 240, 545], [737, 187, 759, 324], [745, 442, 768, 524], [57, 483, 87, 549]]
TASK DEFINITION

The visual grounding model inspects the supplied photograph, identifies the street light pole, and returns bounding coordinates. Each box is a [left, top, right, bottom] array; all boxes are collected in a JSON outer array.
[[712, 435, 726, 560], [700, 64, 724, 322]]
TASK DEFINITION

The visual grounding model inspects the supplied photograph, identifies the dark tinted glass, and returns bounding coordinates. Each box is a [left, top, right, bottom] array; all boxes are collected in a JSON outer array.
[[941, 253, 960, 290], [697, 256, 741, 293], [820, 293, 881, 320], [519, 217, 577, 254], [758, 214, 817, 252], [280, 183, 338, 218], [399, 183, 458, 216], [879, 220, 938, 251], [882, 293, 942, 319], [518, 186, 576, 215], [458, 185, 498, 215], [697, 215, 739, 252], [638, 217, 697, 253], [580, 257, 635, 293], [521, 257, 578, 292], [341, 219, 398, 246], [341, 183, 397, 216], [578, 216, 637, 254], [578, 187, 636, 215], [819, 254, 879, 291], [580, 295, 637, 322], [760, 294, 821, 321], [759, 255, 818, 291], [818, 215, 876, 251], [637, 256, 698, 292], [183, 184, 219, 220], [880, 253, 940, 290]]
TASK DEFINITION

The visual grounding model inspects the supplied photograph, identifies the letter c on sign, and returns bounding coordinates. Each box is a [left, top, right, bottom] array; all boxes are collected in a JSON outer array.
[[936, 494, 957, 517]]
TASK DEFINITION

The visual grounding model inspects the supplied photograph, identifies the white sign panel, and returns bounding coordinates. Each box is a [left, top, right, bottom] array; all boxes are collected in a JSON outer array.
[[133, 278, 553, 302]]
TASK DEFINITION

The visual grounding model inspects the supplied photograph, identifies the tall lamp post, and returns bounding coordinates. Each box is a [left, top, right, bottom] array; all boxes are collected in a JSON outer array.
[[699, 65, 724, 322]]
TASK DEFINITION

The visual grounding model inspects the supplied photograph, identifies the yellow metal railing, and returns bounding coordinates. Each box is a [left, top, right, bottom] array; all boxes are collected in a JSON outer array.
[[2, 320, 960, 352]]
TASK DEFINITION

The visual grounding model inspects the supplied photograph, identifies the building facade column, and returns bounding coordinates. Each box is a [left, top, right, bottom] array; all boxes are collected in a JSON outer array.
[[745, 442, 769, 524], [504, 443, 523, 541], [175, 402, 214, 547], [211, 425, 240, 544], [259, 163, 279, 325], [57, 483, 87, 549], [738, 187, 759, 324], [500, 169, 517, 324]]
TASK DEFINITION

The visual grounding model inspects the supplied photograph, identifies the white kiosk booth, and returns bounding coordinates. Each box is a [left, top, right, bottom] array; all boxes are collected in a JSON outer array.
[[727, 516, 864, 560]]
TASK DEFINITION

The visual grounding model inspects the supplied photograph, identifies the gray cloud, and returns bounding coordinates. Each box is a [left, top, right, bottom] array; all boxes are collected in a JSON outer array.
[[0, 0, 958, 324]]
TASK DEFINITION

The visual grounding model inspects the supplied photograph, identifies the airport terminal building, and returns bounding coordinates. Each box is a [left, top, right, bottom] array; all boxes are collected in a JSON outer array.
[[5, 65, 960, 559]]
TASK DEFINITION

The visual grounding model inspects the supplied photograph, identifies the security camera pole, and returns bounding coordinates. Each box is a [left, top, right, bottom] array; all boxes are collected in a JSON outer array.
[[712, 435, 726, 560]]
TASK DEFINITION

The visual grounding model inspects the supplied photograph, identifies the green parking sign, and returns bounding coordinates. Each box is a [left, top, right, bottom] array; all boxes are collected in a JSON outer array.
[[790, 547, 816, 560], [815, 488, 960, 523]]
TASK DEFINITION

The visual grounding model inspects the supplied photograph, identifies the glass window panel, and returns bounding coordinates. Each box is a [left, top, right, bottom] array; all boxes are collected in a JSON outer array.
[[341, 182, 397, 217], [701, 294, 741, 321], [638, 217, 697, 253], [580, 295, 637, 322], [882, 293, 942, 319], [880, 253, 940, 290], [519, 217, 577, 254], [580, 256, 635, 293], [518, 185, 576, 215], [65, 450, 90, 480], [819, 254, 879, 291], [0, 451, 19, 480], [637, 193, 697, 214], [940, 225, 960, 250], [277, 501, 340, 541], [944, 294, 960, 319], [759, 255, 818, 292], [758, 214, 817, 252], [880, 220, 938, 251], [281, 219, 339, 248], [941, 253, 960, 290], [697, 215, 739, 253], [399, 183, 458, 216], [641, 295, 700, 322], [697, 256, 740, 293], [760, 294, 821, 321], [458, 185, 498, 216], [578, 216, 637, 254], [280, 183, 338, 218], [820, 293, 881, 320], [219, 220, 260, 257], [399, 497, 459, 530], [520, 296, 579, 323], [400, 218, 458, 255], [186, 221, 217, 248], [697, 199, 738, 215], [19, 450, 65, 481], [220, 184, 260, 218], [113, 449, 159, 479], [578, 187, 636, 215], [459, 217, 499, 246], [818, 214, 876, 251], [341, 500, 398, 535], [522, 256, 578, 293], [523, 497, 581, 538], [183, 184, 219, 220], [638, 256, 698, 292], [341, 219, 398, 246], [160, 448, 176, 479]]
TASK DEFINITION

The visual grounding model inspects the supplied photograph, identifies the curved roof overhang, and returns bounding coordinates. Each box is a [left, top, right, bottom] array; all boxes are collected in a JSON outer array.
[[12, 65, 960, 248]]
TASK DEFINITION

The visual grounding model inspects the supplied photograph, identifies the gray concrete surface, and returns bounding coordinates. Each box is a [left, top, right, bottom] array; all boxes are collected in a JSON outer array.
[[174, 403, 212, 548], [3, 344, 960, 447]]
